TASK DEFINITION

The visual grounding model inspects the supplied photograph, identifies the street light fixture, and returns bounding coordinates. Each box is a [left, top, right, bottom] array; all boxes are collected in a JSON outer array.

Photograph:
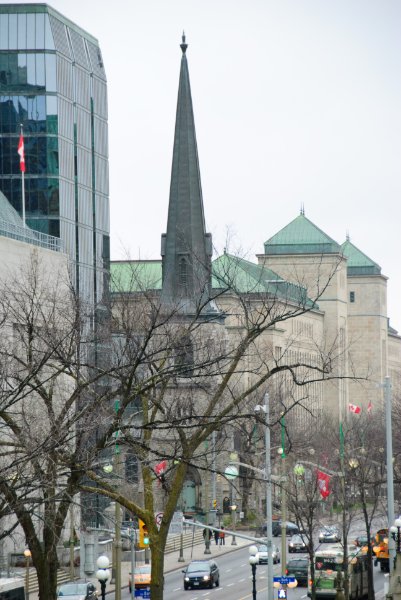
[[249, 545, 258, 600], [390, 518, 401, 554], [24, 549, 31, 600], [96, 555, 111, 600]]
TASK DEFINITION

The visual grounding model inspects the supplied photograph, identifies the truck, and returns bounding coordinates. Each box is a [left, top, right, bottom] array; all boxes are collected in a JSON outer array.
[[373, 528, 389, 572]]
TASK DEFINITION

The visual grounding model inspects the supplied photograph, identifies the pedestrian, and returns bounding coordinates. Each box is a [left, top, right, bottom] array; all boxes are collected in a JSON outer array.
[[219, 526, 225, 545], [214, 529, 219, 545]]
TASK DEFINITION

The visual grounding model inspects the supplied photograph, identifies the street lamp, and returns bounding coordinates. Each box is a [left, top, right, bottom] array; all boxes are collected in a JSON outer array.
[[231, 504, 237, 545], [255, 393, 274, 600], [96, 555, 111, 600], [390, 518, 401, 559], [24, 549, 31, 600], [249, 545, 258, 600]]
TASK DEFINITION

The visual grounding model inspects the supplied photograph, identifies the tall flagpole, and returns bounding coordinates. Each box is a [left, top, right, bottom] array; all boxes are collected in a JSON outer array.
[[19, 123, 26, 227]]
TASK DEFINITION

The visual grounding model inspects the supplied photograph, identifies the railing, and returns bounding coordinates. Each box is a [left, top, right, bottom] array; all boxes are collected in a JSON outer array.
[[0, 218, 63, 252]]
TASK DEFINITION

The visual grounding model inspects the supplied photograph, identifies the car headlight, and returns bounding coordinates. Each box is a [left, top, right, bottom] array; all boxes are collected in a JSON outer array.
[[185, 577, 190, 582], [203, 575, 210, 581]]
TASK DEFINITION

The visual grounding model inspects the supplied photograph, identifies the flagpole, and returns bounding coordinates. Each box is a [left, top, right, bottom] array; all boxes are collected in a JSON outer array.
[[20, 124, 26, 228]]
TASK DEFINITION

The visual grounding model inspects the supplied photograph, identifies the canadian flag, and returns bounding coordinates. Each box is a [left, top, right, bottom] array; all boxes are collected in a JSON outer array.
[[367, 401, 373, 416], [17, 134, 26, 173], [316, 470, 331, 499], [348, 403, 361, 414]]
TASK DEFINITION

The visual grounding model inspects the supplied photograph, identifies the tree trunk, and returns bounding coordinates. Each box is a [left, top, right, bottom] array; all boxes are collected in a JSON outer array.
[[150, 529, 168, 600], [33, 546, 59, 600]]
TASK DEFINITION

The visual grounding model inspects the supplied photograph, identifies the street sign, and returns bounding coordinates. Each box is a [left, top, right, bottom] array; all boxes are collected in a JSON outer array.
[[278, 589, 287, 599], [135, 588, 151, 599], [273, 577, 296, 585], [155, 512, 163, 528]]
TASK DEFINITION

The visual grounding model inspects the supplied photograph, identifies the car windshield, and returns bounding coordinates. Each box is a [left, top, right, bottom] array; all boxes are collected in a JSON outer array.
[[187, 562, 208, 573], [58, 583, 87, 595], [135, 566, 151, 575], [291, 535, 303, 542], [288, 560, 308, 568], [258, 545, 267, 552]]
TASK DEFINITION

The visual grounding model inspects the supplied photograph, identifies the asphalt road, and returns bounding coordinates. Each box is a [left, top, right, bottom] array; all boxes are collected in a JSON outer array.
[[107, 535, 387, 600]]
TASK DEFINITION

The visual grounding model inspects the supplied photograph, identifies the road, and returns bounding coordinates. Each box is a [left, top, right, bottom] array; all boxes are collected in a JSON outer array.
[[107, 536, 387, 600]]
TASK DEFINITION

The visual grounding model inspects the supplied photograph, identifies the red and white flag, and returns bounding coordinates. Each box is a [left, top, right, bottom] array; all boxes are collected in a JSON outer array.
[[17, 134, 26, 173], [367, 401, 373, 416], [154, 460, 167, 477], [316, 469, 331, 499], [348, 403, 361, 414]]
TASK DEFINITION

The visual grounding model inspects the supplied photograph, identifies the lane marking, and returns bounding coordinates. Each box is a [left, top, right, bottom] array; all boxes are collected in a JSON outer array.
[[173, 588, 181, 591], [226, 582, 234, 587]]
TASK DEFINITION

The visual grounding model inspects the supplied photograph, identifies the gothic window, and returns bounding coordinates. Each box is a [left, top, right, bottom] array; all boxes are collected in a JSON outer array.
[[175, 333, 194, 377], [179, 258, 188, 291], [350, 291, 355, 303]]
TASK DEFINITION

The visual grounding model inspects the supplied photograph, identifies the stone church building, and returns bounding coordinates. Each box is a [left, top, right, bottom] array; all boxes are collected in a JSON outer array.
[[110, 37, 401, 518]]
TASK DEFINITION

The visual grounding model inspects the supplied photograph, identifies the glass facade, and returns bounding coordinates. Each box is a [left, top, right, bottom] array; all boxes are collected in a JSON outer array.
[[0, 5, 110, 305]]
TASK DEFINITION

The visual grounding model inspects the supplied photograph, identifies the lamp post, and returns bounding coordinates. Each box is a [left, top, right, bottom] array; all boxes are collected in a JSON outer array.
[[231, 504, 237, 545], [96, 555, 110, 600], [249, 545, 258, 600], [255, 393, 274, 600], [335, 554, 345, 600], [24, 549, 31, 600]]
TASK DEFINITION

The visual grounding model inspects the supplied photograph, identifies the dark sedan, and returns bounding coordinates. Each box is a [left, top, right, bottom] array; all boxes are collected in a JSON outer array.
[[183, 560, 220, 590]]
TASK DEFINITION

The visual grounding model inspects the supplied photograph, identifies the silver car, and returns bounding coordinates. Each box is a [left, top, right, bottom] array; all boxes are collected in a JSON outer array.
[[256, 543, 281, 564], [57, 582, 97, 600]]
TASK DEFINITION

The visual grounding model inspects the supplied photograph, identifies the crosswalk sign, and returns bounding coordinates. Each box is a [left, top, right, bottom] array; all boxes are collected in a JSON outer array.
[[278, 589, 287, 599]]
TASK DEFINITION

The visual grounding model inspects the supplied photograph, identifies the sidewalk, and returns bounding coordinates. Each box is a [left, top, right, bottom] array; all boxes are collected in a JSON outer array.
[[29, 531, 252, 599]]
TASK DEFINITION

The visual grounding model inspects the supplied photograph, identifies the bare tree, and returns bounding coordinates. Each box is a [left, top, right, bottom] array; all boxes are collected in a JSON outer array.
[[80, 255, 358, 600], [0, 251, 361, 600]]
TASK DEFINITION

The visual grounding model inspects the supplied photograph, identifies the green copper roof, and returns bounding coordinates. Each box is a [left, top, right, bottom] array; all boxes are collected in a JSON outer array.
[[111, 261, 162, 293], [341, 239, 381, 276], [111, 255, 316, 309], [212, 253, 315, 306], [264, 214, 341, 255]]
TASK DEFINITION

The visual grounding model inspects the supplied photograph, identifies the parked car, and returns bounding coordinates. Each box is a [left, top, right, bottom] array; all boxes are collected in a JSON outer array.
[[256, 543, 281, 564], [57, 582, 97, 599], [288, 534, 308, 553], [271, 520, 299, 537], [129, 564, 151, 593], [183, 560, 220, 590], [318, 526, 341, 543], [286, 557, 309, 586]]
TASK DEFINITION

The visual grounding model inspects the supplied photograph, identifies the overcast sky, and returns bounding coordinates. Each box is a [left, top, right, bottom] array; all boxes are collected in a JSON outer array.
[[11, 0, 401, 329]]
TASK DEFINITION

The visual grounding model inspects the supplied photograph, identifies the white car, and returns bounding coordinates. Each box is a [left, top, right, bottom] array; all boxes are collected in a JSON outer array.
[[256, 543, 281, 564]]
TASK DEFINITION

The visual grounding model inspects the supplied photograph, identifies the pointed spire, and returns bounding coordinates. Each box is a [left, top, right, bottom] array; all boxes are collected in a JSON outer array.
[[346, 230, 350, 242], [180, 31, 188, 54], [300, 203, 305, 216], [161, 36, 212, 311]]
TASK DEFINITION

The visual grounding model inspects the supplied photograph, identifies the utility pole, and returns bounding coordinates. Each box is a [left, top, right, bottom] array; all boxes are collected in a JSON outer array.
[[385, 376, 395, 576], [263, 393, 274, 600], [280, 416, 287, 576]]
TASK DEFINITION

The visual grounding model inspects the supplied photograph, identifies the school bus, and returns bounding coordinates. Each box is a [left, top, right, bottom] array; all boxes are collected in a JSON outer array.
[[373, 528, 389, 572]]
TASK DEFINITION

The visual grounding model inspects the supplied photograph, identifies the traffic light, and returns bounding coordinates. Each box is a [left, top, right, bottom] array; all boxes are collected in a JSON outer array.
[[213, 499, 217, 509], [138, 519, 149, 548]]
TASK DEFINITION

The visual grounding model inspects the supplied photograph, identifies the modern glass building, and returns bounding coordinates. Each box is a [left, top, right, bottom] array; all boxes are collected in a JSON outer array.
[[0, 4, 109, 304]]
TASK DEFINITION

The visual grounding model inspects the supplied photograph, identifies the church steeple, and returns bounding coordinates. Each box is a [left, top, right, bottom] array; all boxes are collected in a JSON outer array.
[[161, 35, 212, 311]]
